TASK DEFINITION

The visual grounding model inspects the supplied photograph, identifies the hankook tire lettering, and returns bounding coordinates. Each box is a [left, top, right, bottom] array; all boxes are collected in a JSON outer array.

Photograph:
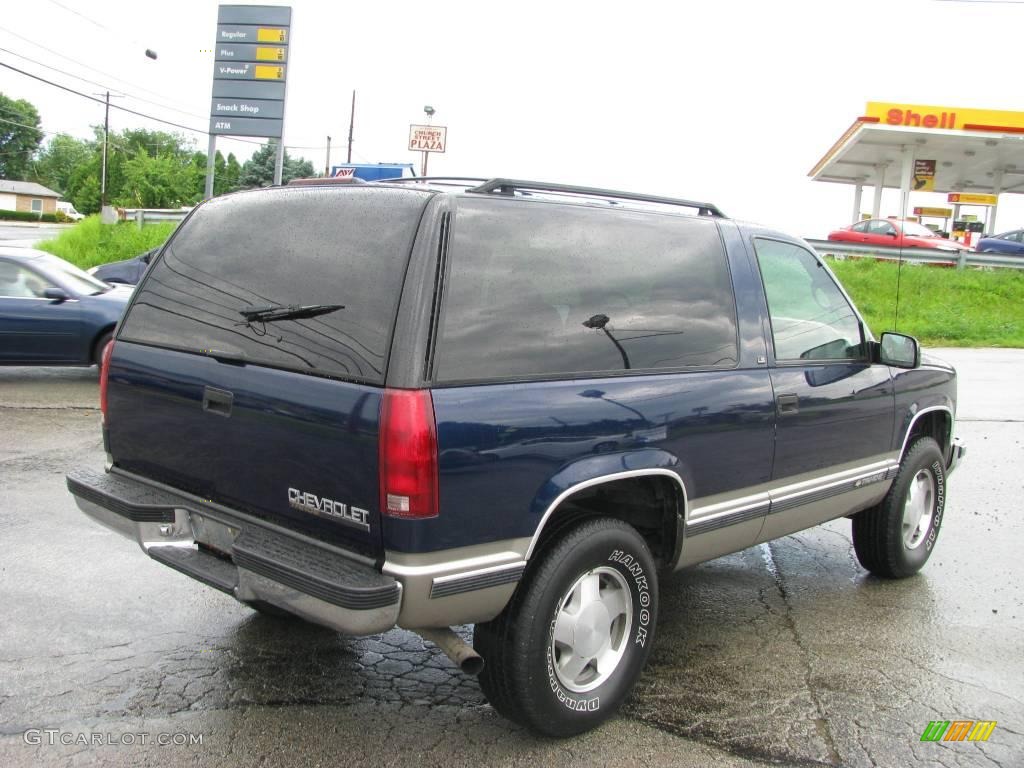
[[608, 549, 651, 647]]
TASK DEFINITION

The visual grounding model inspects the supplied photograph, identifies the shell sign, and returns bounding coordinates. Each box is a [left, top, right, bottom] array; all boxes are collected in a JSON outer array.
[[864, 102, 1024, 134]]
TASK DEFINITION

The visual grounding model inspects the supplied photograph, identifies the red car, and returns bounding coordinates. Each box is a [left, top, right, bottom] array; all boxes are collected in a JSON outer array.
[[828, 219, 962, 251]]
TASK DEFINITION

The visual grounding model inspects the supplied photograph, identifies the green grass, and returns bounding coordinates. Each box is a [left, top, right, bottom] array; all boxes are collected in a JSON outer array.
[[827, 257, 1024, 347], [37, 216, 177, 270]]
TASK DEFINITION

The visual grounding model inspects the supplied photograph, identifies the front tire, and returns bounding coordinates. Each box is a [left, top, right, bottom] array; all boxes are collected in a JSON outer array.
[[852, 437, 947, 578], [474, 518, 658, 736]]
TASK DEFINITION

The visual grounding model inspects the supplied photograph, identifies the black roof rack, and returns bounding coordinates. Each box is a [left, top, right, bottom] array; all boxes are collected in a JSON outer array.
[[467, 178, 726, 218], [381, 176, 726, 218], [382, 176, 489, 187]]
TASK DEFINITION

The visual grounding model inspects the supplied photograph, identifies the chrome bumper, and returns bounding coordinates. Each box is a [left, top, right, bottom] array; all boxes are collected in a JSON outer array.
[[948, 437, 966, 475], [66, 467, 401, 635]]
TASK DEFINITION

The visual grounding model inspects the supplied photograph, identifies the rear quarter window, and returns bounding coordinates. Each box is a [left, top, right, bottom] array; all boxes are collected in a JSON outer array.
[[432, 197, 738, 382], [118, 187, 430, 383]]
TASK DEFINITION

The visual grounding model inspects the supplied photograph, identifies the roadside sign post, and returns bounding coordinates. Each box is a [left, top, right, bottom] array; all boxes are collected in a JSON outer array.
[[408, 123, 446, 176], [205, 5, 291, 199]]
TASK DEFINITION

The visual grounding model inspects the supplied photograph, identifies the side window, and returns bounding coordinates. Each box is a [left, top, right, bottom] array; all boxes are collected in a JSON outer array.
[[851, 221, 870, 233], [868, 220, 895, 236], [0, 262, 53, 298], [753, 239, 863, 362], [433, 199, 739, 382]]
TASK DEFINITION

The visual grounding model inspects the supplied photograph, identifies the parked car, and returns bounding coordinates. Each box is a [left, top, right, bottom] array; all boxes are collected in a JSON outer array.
[[66, 178, 963, 737], [0, 249, 130, 366], [975, 229, 1024, 255], [88, 248, 158, 285], [828, 218, 963, 250]]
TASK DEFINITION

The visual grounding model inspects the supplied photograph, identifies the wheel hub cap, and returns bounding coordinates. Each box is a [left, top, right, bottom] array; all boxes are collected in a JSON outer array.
[[902, 468, 936, 549], [550, 566, 633, 693], [573, 602, 612, 658]]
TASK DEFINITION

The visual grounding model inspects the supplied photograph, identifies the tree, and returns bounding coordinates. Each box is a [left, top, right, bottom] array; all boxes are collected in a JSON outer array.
[[32, 134, 92, 195], [238, 140, 314, 189], [224, 152, 241, 192], [0, 93, 44, 180], [212, 150, 242, 197], [117, 152, 202, 208]]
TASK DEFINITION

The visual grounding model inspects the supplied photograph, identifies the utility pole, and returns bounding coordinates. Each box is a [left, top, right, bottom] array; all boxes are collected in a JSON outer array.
[[347, 90, 355, 163], [101, 91, 110, 208], [325, 135, 331, 177], [93, 90, 123, 221]]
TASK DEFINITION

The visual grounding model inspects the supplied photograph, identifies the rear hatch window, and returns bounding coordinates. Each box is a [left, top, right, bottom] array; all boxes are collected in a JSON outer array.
[[119, 186, 430, 383]]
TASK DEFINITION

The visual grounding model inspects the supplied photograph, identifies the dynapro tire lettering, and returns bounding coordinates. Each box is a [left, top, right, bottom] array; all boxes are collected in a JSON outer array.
[[546, 642, 600, 712], [608, 549, 651, 647], [926, 459, 945, 551]]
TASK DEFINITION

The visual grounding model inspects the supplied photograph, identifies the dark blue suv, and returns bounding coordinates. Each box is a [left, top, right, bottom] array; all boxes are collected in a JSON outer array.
[[67, 178, 964, 736]]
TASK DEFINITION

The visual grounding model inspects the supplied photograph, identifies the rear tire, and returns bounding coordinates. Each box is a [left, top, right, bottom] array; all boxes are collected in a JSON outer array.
[[852, 437, 946, 578], [474, 518, 658, 736]]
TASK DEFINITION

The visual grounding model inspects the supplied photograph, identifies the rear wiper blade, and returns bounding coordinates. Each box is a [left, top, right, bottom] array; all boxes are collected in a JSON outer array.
[[238, 303, 345, 323]]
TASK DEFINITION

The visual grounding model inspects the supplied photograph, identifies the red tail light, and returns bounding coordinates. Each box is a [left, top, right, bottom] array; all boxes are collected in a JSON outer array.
[[99, 339, 114, 426], [379, 389, 439, 519]]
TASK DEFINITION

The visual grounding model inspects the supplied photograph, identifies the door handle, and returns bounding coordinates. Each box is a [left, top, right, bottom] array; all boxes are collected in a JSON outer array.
[[202, 386, 233, 417], [777, 393, 799, 415]]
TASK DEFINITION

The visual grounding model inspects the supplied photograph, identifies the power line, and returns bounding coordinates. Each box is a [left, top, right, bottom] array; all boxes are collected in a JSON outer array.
[[0, 44, 211, 124], [45, 0, 115, 33], [1, 60, 210, 136], [0, 114, 46, 135], [1, 55, 323, 158], [0, 24, 176, 106]]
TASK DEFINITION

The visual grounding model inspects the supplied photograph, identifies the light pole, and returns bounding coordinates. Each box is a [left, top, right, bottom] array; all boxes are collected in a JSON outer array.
[[325, 135, 331, 177], [422, 104, 435, 176]]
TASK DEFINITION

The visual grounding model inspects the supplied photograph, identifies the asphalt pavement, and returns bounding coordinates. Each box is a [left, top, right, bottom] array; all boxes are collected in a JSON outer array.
[[0, 350, 1021, 767], [0, 223, 71, 249]]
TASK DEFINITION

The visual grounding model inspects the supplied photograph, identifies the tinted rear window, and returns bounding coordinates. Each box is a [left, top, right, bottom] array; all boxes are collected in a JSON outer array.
[[433, 197, 738, 382], [119, 187, 429, 383]]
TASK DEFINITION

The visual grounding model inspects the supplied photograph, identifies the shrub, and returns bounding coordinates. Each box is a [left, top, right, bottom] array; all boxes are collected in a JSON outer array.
[[36, 216, 178, 270], [0, 209, 58, 223]]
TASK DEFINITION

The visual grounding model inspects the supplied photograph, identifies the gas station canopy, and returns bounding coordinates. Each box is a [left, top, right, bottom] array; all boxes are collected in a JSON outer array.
[[809, 102, 1024, 231]]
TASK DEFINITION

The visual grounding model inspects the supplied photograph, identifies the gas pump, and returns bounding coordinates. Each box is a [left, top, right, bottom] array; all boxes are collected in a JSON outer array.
[[947, 193, 999, 248]]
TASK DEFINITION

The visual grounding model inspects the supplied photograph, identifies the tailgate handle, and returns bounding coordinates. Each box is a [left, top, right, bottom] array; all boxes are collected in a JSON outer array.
[[777, 393, 799, 415], [202, 386, 233, 417]]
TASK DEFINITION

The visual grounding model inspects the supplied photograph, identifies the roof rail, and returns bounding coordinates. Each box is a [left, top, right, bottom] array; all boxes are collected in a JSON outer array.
[[466, 178, 726, 218], [382, 176, 490, 187]]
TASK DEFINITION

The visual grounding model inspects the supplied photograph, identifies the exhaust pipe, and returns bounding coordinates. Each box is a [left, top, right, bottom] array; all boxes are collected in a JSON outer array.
[[416, 627, 484, 676]]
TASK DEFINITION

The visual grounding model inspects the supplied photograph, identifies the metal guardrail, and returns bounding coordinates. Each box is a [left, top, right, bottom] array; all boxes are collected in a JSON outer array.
[[806, 239, 1024, 270], [122, 208, 191, 228]]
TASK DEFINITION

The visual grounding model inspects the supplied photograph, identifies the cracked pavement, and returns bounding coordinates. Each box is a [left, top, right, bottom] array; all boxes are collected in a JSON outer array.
[[1, 349, 1022, 766]]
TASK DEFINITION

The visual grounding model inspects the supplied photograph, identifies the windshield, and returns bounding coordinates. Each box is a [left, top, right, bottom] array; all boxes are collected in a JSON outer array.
[[35, 252, 111, 294], [899, 222, 941, 238]]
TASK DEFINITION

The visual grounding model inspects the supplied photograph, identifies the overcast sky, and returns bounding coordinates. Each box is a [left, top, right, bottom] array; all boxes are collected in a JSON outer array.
[[2, 0, 1024, 237]]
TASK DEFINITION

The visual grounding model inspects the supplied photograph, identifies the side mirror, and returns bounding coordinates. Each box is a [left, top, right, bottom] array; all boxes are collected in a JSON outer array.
[[43, 287, 70, 303], [879, 332, 920, 369], [886, 230, 898, 237]]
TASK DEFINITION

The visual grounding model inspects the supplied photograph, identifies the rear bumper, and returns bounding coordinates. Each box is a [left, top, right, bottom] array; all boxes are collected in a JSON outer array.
[[948, 437, 966, 475], [66, 467, 401, 635]]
